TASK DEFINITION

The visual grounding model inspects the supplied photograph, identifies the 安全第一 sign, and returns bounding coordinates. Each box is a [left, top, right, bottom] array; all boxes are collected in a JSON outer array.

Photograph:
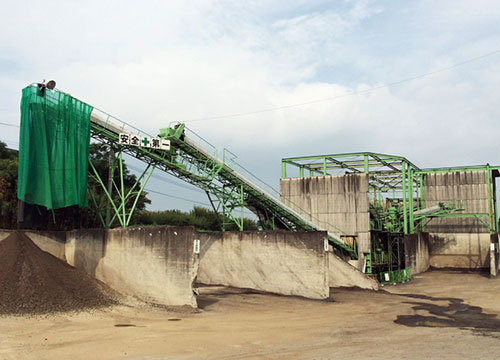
[[119, 133, 170, 151]]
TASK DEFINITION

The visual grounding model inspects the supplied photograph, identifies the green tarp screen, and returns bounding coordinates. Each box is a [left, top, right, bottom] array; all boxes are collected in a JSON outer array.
[[17, 85, 93, 209]]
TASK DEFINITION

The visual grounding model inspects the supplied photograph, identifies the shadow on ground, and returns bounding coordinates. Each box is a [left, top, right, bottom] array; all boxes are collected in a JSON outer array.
[[394, 293, 500, 338], [195, 286, 266, 309]]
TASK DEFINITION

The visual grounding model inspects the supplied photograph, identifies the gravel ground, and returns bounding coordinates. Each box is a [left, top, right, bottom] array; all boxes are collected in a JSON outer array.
[[1, 270, 500, 359]]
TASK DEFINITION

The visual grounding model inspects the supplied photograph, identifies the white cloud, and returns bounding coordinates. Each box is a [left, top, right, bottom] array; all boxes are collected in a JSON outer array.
[[1, 0, 500, 202]]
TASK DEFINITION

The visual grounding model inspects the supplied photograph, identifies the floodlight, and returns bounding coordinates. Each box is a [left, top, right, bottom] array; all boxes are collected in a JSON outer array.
[[44, 80, 56, 90]]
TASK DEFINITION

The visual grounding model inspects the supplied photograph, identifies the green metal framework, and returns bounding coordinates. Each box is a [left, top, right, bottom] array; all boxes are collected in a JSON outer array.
[[281, 152, 500, 279], [281, 152, 500, 235], [88, 150, 155, 228], [416, 165, 499, 234]]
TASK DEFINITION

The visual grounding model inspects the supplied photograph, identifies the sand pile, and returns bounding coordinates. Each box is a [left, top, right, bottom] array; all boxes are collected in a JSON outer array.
[[0, 231, 117, 315]]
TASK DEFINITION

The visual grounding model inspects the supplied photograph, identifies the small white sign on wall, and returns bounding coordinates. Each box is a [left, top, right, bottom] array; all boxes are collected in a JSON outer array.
[[324, 239, 329, 252], [194, 239, 200, 254], [384, 273, 390, 282], [491, 243, 496, 251]]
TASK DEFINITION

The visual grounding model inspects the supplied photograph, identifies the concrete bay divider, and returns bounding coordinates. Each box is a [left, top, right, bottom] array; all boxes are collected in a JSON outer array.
[[66, 226, 199, 307], [404, 232, 431, 275], [1, 226, 380, 306], [197, 230, 330, 299], [423, 171, 493, 269], [428, 233, 491, 269], [0, 227, 199, 307], [328, 252, 379, 290]]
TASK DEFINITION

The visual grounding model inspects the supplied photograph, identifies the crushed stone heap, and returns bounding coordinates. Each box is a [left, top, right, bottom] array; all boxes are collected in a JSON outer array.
[[0, 231, 117, 315]]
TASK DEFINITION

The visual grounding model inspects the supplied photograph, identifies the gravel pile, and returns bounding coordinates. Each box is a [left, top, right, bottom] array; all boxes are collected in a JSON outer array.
[[0, 231, 117, 315]]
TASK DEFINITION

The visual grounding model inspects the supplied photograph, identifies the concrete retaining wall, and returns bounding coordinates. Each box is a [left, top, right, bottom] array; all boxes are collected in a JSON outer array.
[[423, 171, 491, 233], [328, 252, 379, 290], [404, 232, 430, 275], [280, 174, 371, 256], [2, 227, 379, 304], [197, 230, 330, 299], [428, 232, 491, 269], [66, 226, 199, 307], [423, 171, 494, 269], [0, 227, 199, 307]]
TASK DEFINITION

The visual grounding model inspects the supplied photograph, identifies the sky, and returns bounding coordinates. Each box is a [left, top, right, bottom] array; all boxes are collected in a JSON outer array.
[[1, 0, 500, 212]]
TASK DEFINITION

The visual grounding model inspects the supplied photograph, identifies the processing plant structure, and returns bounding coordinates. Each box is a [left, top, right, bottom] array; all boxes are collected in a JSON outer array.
[[18, 82, 500, 285], [281, 153, 499, 283]]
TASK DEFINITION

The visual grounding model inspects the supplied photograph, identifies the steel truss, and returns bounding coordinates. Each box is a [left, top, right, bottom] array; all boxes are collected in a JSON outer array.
[[86, 108, 357, 259]]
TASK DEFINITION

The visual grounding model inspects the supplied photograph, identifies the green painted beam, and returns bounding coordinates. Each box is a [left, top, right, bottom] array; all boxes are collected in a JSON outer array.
[[416, 165, 500, 174]]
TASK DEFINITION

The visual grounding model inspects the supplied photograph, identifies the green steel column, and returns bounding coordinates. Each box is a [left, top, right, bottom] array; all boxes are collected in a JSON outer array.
[[416, 173, 421, 211], [89, 160, 125, 227], [397, 236, 401, 270], [487, 166, 495, 233], [109, 163, 154, 227], [415, 173, 420, 223], [419, 173, 425, 232], [89, 189, 106, 227], [281, 161, 286, 178], [494, 176, 499, 233], [364, 154, 369, 173], [119, 151, 126, 223], [105, 148, 115, 228], [409, 168, 414, 233], [125, 165, 155, 226], [402, 162, 408, 234], [299, 166, 304, 178], [323, 157, 327, 176], [240, 184, 244, 231], [309, 169, 314, 177]]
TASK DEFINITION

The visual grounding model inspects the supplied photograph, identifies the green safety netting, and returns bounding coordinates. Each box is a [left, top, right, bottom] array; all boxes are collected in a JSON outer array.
[[17, 85, 93, 209]]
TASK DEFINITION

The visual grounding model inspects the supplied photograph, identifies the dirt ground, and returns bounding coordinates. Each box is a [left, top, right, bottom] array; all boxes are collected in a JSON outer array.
[[1, 270, 500, 360]]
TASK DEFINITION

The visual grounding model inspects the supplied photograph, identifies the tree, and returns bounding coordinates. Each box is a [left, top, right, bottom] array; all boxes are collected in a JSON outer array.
[[134, 206, 259, 231], [0, 141, 18, 228]]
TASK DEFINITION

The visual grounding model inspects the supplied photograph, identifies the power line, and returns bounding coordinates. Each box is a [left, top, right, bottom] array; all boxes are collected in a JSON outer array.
[[182, 49, 500, 123], [0, 122, 19, 128], [127, 163, 205, 194], [145, 188, 211, 206], [1, 139, 19, 146], [3, 49, 500, 127]]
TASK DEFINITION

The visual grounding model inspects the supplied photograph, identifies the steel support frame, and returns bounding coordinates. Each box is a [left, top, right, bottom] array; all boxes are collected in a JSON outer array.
[[88, 149, 155, 228], [89, 122, 357, 258], [282, 152, 500, 236], [206, 183, 245, 232], [417, 166, 500, 234], [281, 152, 421, 234]]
